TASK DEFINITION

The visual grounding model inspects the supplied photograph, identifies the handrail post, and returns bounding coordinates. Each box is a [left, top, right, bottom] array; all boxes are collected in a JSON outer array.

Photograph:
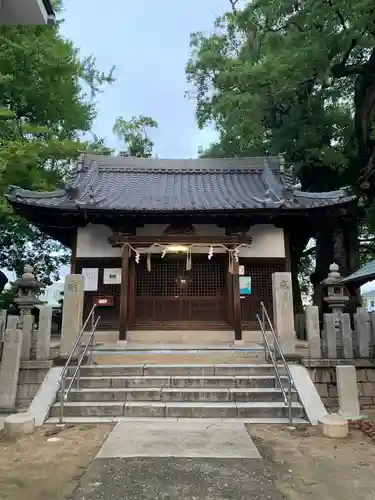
[[59, 375, 65, 424], [76, 359, 80, 389], [288, 377, 293, 426], [88, 328, 94, 364]]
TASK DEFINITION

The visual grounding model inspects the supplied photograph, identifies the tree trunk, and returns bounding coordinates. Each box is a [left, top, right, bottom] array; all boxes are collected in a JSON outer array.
[[312, 229, 333, 314], [355, 48, 375, 198], [344, 217, 361, 314], [332, 225, 347, 275]]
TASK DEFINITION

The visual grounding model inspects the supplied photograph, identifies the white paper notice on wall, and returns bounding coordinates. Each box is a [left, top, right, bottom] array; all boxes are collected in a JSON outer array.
[[238, 265, 245, 276], [103, 268, 122, 285], [81, 268, 99, 291]]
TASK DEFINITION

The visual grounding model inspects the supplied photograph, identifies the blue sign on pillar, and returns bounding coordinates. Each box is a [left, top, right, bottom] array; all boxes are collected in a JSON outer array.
[[239, 276, 252, 295]]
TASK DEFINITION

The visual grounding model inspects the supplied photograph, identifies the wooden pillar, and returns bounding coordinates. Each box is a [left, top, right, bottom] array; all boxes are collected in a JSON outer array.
[[232, 260, 242, 341], [128, 259, 136, 328], [226, 269, 233, 325], [283, 229, 292, 272], [119, 245, 130, 341]]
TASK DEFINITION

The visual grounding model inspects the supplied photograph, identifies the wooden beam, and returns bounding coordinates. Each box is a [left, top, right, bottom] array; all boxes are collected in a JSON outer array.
[[232, 260, 242, 341], [119, 245, 130, 340], [109, 233, 253, 247]]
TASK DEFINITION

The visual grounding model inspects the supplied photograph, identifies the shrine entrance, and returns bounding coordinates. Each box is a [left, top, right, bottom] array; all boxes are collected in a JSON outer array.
[[134, 254, 229, 328]]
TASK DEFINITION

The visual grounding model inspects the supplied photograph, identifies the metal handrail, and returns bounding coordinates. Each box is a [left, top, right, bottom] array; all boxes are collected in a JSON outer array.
[[57, 304, 99, 423], [59, 304, 97, 383], [256, 301, 295, 425], [59, 315, 100, 423]]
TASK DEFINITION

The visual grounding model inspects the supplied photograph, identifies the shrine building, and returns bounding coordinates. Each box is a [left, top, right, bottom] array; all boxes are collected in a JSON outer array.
[[7, 154, 356, 343]]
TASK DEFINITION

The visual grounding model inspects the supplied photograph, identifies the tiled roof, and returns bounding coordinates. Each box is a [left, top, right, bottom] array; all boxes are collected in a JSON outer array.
[[342, 260, 375, 285], [7, 154, 356, 213]]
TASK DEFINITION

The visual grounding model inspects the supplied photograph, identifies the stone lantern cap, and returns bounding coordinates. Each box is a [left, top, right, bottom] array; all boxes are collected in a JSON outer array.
[[13, 265, 42, 309], [13, 265, 41, 291], [322, 263, 342, 286]]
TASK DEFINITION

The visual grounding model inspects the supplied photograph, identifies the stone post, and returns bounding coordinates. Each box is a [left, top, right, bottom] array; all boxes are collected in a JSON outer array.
[[0, 327, 23, 412], [305, 305, 321, 358], [272, 272, 296, 354], [0, 309, 6, 343], [36, 305, 52, 360], [20, 314, 34, 361], [60, 274, 84, 359], [6, 315, 19, 331], [336, 365, 363, 420], [355, 308, 371, 358]]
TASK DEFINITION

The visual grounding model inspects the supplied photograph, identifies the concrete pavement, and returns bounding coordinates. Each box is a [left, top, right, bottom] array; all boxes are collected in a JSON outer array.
[[71, 420, 285, 499]]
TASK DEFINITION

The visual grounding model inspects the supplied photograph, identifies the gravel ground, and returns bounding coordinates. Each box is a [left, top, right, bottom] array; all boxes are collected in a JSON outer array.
[[0, 424, 113, 500], [248, 424, 375, 500]]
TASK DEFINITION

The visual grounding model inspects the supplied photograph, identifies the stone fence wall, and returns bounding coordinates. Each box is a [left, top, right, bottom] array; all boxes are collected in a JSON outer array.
[[302, 358, 375, 410], [305, 306, 375, 361], [0, 306, 53, 412], [304, 305, 375, 409], [16, 360, 52, 410]]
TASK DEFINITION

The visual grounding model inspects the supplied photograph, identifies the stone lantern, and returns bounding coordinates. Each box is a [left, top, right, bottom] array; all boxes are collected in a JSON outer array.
[[13, 265, 42, 318], [323, 263, 349, 318]]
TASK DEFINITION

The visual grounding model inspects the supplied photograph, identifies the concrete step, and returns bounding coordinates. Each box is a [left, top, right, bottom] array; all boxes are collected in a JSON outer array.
[[46, 416, 309, 425], [50, 401, 304, 419], [91, 351, 265, 366], [58, 387, 296, 403], [65, 375, 289, 389], [66, 364, 283, 378]]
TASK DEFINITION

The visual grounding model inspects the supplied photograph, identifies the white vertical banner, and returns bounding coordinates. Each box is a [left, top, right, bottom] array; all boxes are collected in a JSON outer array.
[[81, 268, 99, 291]]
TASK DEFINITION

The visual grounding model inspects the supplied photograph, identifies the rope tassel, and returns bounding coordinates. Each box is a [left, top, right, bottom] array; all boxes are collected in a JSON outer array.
[[147, 253, 151, 272], [228, 252, 234, 274]]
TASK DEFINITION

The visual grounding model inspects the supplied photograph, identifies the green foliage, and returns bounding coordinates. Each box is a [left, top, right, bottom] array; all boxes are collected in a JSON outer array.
[[0, 288, 16, 310], [186, 0, 375, 192], [298, 252, 315, 302], [113, 115, 158, 157], [0, 23, 114, 290]]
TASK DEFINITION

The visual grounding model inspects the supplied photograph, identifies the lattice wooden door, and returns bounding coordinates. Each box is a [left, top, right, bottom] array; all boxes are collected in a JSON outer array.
[[134, 255, 227, 324]]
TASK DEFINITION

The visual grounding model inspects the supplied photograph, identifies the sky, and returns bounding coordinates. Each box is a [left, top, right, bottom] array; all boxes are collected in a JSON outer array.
[[59, 0, 229, 158]]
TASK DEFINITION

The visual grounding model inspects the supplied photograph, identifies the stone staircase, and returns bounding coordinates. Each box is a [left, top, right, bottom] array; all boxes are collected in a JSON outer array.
[[47, 363, 307, 423]]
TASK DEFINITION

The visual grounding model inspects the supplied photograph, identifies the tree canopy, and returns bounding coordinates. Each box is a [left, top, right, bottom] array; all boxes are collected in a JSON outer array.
[[186, 0, 374, 192], [113, 115, 158, 157], [0, 22, 114, 289]]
